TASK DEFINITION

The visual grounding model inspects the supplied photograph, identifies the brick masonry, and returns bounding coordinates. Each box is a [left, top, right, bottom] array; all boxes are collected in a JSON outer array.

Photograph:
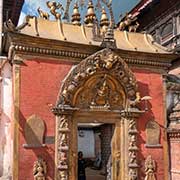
[[18, 59, 166, 179]]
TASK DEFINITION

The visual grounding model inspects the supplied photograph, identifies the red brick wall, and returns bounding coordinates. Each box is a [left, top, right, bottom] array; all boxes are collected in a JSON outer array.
[[133, 69, 166, 179], [18, 59, 166, 179], [18, 59, 73, 180]]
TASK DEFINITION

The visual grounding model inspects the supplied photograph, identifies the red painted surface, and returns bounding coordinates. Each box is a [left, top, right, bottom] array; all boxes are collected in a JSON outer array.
[[19, 59, 73, 180], [18, 59, 166, 179], [133, 68, 165, 179]]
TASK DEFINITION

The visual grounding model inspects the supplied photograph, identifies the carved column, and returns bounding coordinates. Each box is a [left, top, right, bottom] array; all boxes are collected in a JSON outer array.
[[53, 105, 78, 180], [57, 114, 70, 180], [124, 109, 143, 180]]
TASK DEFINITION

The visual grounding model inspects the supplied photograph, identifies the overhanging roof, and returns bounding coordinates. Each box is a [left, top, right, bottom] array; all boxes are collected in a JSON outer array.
[[18, 17, 171, 54]]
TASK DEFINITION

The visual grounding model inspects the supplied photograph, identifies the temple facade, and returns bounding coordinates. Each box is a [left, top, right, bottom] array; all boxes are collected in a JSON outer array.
[[0, 1, 180, 180]]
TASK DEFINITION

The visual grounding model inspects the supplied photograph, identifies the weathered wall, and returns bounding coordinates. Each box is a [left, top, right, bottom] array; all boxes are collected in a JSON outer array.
[[18, 59, 72, 180], [0, 62, 13, 179]]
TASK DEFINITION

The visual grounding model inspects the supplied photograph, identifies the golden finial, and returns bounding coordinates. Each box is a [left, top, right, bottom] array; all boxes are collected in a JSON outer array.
[[71, 2, 81, 25], [100, 7, 109, 34], [84, 0, 97, 27], [46, 1, 64, 20]]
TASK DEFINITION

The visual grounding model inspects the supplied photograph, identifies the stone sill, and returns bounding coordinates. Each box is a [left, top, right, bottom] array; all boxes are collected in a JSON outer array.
[[145, 144, 162, 148], [23, 144, 46, 149]]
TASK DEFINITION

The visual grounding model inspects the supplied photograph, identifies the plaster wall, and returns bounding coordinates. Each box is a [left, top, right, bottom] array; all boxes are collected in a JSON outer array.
[[0, 62, 13, 179]]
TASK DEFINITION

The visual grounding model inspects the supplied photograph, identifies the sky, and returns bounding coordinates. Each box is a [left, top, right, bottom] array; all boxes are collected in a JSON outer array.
[[18, 0, 140, 25]]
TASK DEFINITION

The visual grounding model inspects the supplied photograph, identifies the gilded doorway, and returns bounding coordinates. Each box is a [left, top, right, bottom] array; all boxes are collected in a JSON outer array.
[[52, 48, 142, 180]]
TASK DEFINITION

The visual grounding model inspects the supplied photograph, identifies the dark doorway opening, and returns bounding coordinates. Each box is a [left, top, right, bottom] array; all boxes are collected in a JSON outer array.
[[77, 123, 114, 180]]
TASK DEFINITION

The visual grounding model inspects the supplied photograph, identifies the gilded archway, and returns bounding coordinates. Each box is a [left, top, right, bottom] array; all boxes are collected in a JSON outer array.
[[53, 48, 142, 180], [57, 48, 138, 107]]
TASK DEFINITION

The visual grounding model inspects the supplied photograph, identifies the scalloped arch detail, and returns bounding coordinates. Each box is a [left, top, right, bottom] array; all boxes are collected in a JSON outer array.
[[57, 48, 138, 107]]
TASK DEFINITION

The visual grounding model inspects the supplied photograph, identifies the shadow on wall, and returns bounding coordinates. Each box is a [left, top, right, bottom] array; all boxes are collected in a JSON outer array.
[[137, 81, 155, 179]]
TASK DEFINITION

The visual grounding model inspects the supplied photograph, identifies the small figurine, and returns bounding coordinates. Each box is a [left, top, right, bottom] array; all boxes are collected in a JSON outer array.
[[119, 13, 139, 32], [33, 157, 47, 180], [37, 7, 50, 20], [145, 155, 156, 180], [47, 1, 64, 20]]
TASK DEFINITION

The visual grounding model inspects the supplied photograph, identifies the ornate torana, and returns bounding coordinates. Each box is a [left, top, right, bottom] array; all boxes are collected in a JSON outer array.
[[33, 157, 47, 180], [144, 155, 156, 180], [56, 48, 138, 108]]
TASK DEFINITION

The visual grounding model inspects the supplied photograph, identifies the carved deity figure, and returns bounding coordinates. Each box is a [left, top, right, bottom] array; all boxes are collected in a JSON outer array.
[[59, 151, 68, 167], [145, 155, 156, 180], [59, 115, 68, 129], [129, 135, 136, 148], [33, 157, 47, 180], [59, 171, 68, 180], [47, 1, 64, 20], [129, 169, 138, 180], [104, 54, 117, 69], [60, 134, 68, 147], [91, 77, 110, 106]]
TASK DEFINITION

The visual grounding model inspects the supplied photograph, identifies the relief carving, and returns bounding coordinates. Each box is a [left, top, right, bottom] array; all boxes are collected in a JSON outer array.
[[59, 115, 69, 132], [76, 74, 125, 110], [144, 155, 156, 180], [57, 115, 70, 180], [90, 76, 110, 109], [33, 157, 47, 180], [128, 118, 138, 180], [53, 48, 141, 180], [57, 48, 137, 108], [145, 120, 161, 147]]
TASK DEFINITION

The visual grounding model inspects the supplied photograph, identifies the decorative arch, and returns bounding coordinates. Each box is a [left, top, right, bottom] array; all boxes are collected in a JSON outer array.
[[57, 48, 138, 108], [53, 48, 142, 180]]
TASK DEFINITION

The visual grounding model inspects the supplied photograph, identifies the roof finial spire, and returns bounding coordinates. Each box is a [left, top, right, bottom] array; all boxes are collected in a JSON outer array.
[[101, 21, 117, 49], [100, 7, 109, 34], [84, 0, 97, 27], [71, 2, 81, 25]]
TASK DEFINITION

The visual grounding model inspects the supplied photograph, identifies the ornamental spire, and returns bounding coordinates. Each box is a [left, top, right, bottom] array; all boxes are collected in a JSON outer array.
[[84, 0, 97, 27], [100, 7, 109, 34], [101, 22, 117, 49], [71, 2, 81, 25]]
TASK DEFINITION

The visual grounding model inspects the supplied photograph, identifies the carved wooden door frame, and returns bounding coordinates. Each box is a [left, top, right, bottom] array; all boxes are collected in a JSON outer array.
[[52, 48, 143, 180]]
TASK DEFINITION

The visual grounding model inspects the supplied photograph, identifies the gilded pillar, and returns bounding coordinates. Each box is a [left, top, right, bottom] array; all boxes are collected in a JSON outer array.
[[121, 109, 143, 180], [128, 117, 139, 180], [53, 105, 78, 180]]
